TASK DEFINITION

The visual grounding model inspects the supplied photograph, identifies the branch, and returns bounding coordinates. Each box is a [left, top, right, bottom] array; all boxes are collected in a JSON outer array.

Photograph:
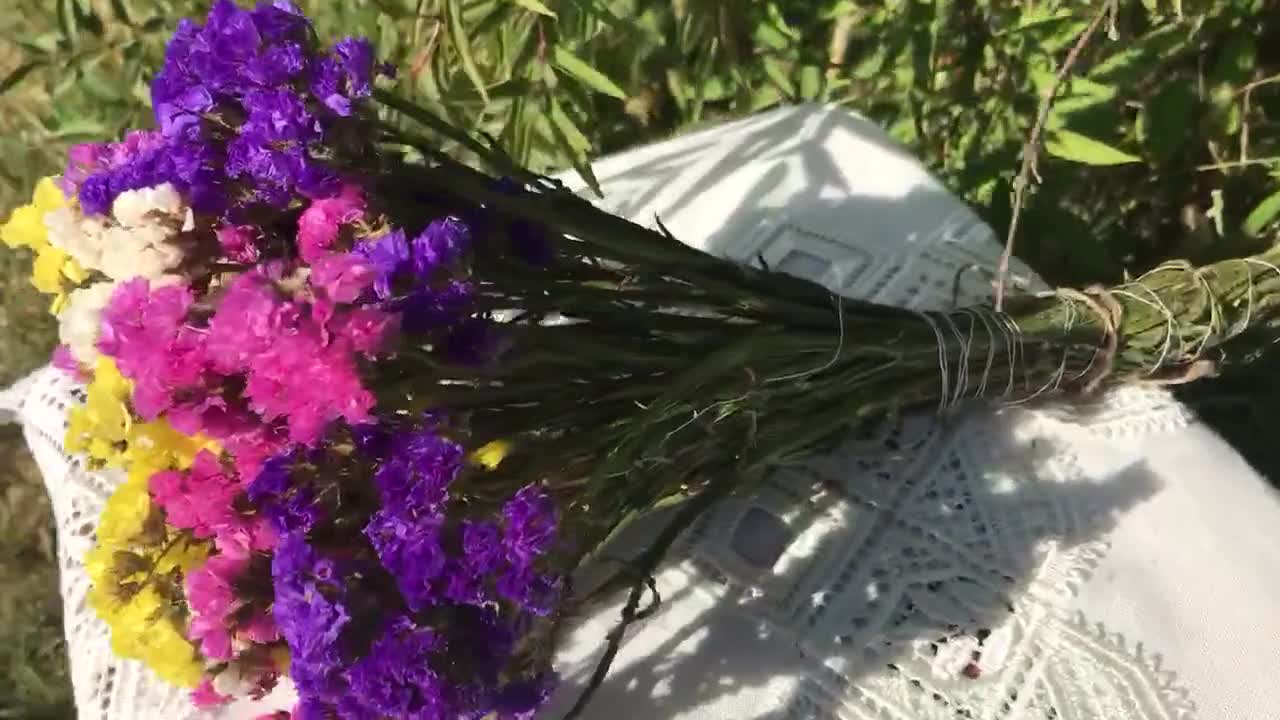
[[994, 0, 1118, 311]]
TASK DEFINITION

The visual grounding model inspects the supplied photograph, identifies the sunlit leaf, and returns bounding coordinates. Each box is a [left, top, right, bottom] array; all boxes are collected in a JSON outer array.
[[1045, 129, 1142, 165], [552, 46, 626, 99], [547, 97, 602, 196], [549, 97, 590, 155], [1244, 189, 1280, 238], [799, 65, 822, 101], [511, 0, 556, 17], [446, 0, 490, 103], [763, 57, 795, 99]]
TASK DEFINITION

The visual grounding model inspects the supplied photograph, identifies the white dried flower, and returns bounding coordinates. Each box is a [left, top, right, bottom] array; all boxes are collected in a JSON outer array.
[[98, 225, 184, 281], [44, 183, 191, 281], [58, 281, 116, 365], [43, 205, 111, 272], [111, 183, 185, 228]]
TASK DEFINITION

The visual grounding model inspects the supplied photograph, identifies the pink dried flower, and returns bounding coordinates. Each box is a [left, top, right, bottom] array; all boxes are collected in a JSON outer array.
[[297, 182, 365, 263]]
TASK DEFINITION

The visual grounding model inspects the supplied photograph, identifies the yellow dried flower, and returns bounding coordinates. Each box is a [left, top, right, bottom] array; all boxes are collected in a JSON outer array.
[[31, 245, 71, 294], [1, 203, 49, 251], [471, 439, 513, 470], [96, 477, 152, 547]]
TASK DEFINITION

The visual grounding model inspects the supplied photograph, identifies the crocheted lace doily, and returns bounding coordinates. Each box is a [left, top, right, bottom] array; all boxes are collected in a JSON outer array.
[[0, 104, 1207, 720]]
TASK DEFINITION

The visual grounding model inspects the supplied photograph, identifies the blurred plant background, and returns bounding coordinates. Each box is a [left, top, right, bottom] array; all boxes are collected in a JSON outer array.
[[4, 0, 1280, 715]]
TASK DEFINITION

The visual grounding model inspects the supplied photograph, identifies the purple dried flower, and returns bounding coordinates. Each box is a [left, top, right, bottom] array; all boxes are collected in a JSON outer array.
[[244, 41, 308, 86], [502, 484, 558, 562], [77, 175, 114, 215], [410, 216, 470, 278], [342, 618, 444, 718], [155, 85, 215, 137], [250, 1, 308, 43], [334, 38, 375, 99], [248, 453, 326, 534], [271, 533, 352, 699], [355, 229, 411, 299], [311, 37, 376, 116], [364, 513, 448, 612], [497, 564, 562, 617], [462, 521, 503, 575]]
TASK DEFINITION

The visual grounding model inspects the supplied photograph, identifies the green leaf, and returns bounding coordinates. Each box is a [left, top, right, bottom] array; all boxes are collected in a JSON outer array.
[[750, 84, 783, 112], [551, 46, 626, 99], [799, 64, 822, 101], [697, 75, 732, 102], [1244, 189, 1280, 237], [548, 97, 590, 155], [1045, 129, 1142, 165], [754, 22, 790, 51], [511, 0, 556, 17], [0, 61, 43, 95], [1090, 25, 1187, 84], [1031, 68, 1117, 116], [1001, 7, 1074, 35], [763, 57, 795, 99], [49, 119, 108, 139], [547, 97, 602, 196], [446, 0, 490, 103]]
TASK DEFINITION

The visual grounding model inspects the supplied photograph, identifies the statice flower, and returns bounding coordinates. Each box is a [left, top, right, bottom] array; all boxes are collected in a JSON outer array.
[[97, 278, 211, 421], [310, 37, 376, 117], [247, 452, 325, 535], [149, 450, 275, 556], [329, 305, 399, 357], [60, 142, 108, 196], [308, 252, 375, 304], [186, 554, 280, 661], [364, 423, 563, 617], [497, 485, 562, 616], [178, 265, 389, 446], [59, 281, 116, 365], [244, 317, 376, 444], [356, 217, 470, 299], [297, 182, 366, 263], [271, 532, 355, 702], [355, 228, 410, 299], [250, 417, 562, 717], [411, 215, 469, 275], [76, 0, 383, 217], [216, 224, 262, 263], [273, 526, 553, 719]]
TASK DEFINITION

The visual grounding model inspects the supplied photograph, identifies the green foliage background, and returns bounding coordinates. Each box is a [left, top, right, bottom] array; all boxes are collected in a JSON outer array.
[[3, 0, 1280, 715]]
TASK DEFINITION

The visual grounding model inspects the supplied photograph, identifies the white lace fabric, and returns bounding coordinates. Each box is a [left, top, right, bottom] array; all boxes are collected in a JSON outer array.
[[4, 104, 1278, 720]]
